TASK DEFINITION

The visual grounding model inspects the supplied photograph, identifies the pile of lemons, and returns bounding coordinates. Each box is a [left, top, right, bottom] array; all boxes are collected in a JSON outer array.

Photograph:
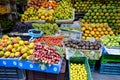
[[70, 63, 87, 80]]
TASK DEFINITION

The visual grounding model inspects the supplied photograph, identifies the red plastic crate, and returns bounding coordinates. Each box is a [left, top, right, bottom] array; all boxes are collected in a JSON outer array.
[[27, 59, 66, 80]]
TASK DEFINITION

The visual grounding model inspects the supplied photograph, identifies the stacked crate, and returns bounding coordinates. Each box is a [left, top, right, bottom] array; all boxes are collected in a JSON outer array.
[[89, 60, 96, 72], [0, 67, 26, 80], [26, 59, 66, 80], [100, 55, 120, 75]]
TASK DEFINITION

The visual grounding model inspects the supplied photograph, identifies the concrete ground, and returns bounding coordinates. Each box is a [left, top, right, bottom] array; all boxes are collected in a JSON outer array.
[[92, 71, 120, 80]]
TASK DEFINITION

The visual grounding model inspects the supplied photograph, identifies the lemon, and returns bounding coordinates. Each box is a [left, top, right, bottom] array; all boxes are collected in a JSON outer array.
[[70, 63, 87, 80]]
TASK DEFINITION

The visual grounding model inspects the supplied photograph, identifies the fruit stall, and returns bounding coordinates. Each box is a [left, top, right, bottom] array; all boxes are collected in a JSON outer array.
[[0, 0, 120, 80]]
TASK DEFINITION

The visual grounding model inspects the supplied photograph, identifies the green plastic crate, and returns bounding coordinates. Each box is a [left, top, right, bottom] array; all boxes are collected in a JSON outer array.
[[101, 55, 120, 64], [68, 57, 93, 80], [89, 60, 96, 65]]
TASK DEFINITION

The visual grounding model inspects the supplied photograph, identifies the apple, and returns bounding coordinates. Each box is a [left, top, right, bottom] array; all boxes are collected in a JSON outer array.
[[4, 51, 11, 58], [0, 51, 4, 57], [2, 35, 9, 40], [16, 37, 21, 40], [12, 48, 16, 53], [6, 44, 13, 51], [13, 44, 20, 48], [24, 41, 29, 45], [28, 43, 34, 49], [20, 48, 27, 54], [28, 49, 34, 55], [19, 41, 24, 46], [9, 53, 15, 58], [12, 39, 19, 44], [22, 53, 28, 59], [0, 46, 3, 50], [15, 52, 21, 57]]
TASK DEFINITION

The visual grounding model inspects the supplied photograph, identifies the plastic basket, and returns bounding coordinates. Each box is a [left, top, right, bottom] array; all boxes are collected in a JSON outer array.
[[28, 29, 43, 38], [100, 63, 120, 75], [0, 67, 26, 80], [26, 59, 66, 80], [18, 60, 62, 74], [101, 55, 120, 64], [0, 58, 18, 67], [68, 57, 93, 80]]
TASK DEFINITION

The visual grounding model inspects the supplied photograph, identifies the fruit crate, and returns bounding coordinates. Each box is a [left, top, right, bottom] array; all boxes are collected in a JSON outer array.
[[100, 63, 120, 75], [68, 57, 93, 80], [0, 58, 18, 67], [89, 60, 96, 72], [26, 59, 66, 80], [64, 47, 102, 60], [18, 60, 62, 74], [102, 46, 108, 55], [0, 67, 26, 80], [102, 46, 120, 55], [101, 55, 120, 64]]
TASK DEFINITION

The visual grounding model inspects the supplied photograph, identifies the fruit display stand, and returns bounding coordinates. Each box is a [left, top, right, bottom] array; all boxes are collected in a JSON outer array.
[[26, 59, 66, 80], [21, 0, 74, 24], [100, 55, 120, 75], [99, 35, 120, 75], [80, 0, 120, 35], [63, 39, 102, 60], [0, 67, 26, 80], [68, 57, 93, 80], [18, 60, 62, 74]]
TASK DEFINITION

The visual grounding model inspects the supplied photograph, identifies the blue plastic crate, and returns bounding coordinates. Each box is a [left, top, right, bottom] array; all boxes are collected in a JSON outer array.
[[0, 67, 26, 80], [18, 60, 62, 74], [0, 58, 18, 67], [89, 64, 95, 72], [102, 46, 108, 55], [100, 63, 120, 75]]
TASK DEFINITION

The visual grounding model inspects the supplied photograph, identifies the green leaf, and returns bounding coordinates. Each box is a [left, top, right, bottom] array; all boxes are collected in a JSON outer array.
[[41, 64, 47, 70], [48, 64, 52, 67]]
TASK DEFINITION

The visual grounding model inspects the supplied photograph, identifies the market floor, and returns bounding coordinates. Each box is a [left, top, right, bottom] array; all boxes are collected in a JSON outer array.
[[92, 71, 120, 80]]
